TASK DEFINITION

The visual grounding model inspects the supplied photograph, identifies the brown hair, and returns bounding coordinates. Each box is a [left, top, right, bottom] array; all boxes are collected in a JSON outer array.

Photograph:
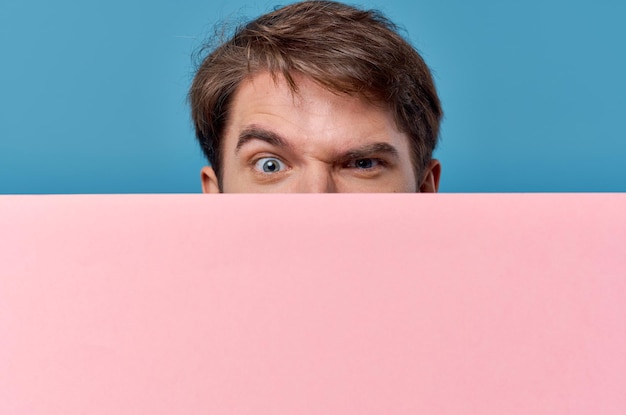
[[189, 0, 442, 181]]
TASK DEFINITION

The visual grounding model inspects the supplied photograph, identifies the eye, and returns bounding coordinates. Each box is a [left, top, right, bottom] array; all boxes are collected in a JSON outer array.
[[254, 157, 286, 173], [346, 158, 381, 169]]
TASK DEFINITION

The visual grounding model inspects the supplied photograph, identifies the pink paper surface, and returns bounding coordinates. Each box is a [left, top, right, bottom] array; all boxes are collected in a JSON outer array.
[[1, 194, 625, 414]]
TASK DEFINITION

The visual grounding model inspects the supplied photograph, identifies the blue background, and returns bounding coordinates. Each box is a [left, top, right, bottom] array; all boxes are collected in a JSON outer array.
[[1, 0, 624, 193]]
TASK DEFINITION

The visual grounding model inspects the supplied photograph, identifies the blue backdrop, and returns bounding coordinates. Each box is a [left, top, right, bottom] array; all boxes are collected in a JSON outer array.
[[1, 0, 624, 193]]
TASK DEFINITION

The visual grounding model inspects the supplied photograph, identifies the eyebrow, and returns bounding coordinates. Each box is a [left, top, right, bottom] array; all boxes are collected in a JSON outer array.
[[338, 142, 399, 161], [234, 126, 399, 161], [235, 127, 291, 152]]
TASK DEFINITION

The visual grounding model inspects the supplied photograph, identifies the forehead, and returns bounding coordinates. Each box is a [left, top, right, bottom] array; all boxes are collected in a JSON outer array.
[[223, 71, 409, 155]]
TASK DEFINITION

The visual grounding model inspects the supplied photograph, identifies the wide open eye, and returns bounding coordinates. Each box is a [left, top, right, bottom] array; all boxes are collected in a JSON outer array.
[[254, 157, 286, 173]]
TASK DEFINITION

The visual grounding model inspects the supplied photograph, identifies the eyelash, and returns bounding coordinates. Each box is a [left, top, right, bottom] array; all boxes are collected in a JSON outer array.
[[248, 155, 388, 176], [253, 157, 287, 173], [249, 154, 290, 177], [344, 158, 387, 169]]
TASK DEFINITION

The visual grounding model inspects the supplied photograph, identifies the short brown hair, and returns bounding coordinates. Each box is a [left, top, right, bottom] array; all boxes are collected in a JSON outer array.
[[189, 0, 442, 181]]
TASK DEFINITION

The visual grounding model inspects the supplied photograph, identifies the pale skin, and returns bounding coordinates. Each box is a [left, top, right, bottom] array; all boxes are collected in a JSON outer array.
[[201, 71, 441, 193]]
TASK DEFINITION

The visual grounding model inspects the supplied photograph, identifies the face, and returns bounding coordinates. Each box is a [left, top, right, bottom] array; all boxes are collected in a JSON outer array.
[[201, 71, 440, 193]]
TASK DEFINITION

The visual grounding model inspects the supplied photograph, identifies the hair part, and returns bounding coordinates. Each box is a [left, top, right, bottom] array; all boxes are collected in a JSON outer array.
[[189, 0, 442, 182]]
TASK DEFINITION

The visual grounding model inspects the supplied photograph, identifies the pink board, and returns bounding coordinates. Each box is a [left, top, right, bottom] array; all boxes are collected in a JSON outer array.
[[1, 194, 625, 414]]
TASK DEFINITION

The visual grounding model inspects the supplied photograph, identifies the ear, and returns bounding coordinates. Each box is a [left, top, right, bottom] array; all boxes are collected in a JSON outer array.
[[419, 159, 441, 193], [200, 166, 221, 193]]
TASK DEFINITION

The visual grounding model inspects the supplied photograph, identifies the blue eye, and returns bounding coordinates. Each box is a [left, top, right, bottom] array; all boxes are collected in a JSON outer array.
[[349, 158, 381, 169], [254, 157, 286, 173]]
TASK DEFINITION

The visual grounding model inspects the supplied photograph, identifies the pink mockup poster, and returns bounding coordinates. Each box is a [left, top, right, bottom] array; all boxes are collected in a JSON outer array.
[[1, 194, 625, 414]]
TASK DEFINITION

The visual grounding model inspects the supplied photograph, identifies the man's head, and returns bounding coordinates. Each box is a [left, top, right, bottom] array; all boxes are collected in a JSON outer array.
[[190, 0, 442, 193]]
